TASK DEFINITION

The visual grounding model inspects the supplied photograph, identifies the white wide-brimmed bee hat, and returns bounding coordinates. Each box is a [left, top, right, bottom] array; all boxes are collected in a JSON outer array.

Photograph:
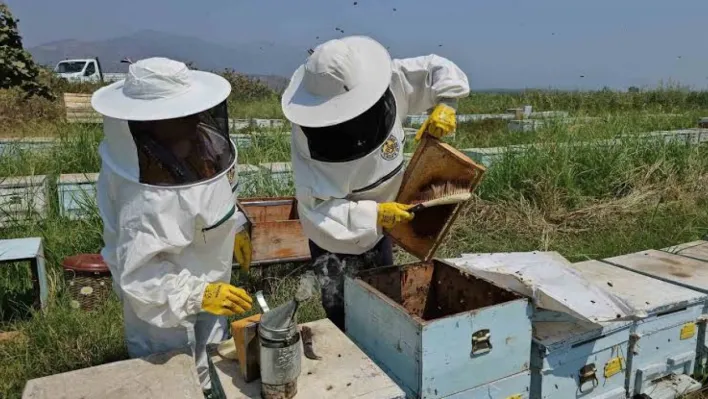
[[281, 36, 393, 128], [91, 57, 231, 121]]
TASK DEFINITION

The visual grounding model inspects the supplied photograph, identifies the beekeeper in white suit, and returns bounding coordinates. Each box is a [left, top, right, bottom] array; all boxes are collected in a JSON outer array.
[[92, 57, 253, 391], [281, 36, 470, 330]]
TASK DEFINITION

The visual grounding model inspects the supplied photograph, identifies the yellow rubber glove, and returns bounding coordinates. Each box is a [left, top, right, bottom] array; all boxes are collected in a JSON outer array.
[[234, 229, 252, 273], [202, 282, 253, 316], [414, 103, 457, 141], [377, 202, 414, 229]]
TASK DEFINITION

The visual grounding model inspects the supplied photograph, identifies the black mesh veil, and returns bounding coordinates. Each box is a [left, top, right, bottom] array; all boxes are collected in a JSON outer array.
[[300, 88, 397, 163], [128, 100, 234, 186]]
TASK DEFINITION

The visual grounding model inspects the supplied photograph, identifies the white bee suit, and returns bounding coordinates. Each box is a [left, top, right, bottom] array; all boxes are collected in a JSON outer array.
[[286, 49, 470, 255], [92, 58, 247, 390]]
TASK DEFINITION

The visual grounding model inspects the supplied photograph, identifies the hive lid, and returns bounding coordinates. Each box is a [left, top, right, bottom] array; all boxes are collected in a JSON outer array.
[[570, 260, 706, 315], [62, 254, 109, 273], [445, 252, 640, 324], [533, 310, 631, 350], [386, 135, 485, 261], [603, 248, 708, 295]]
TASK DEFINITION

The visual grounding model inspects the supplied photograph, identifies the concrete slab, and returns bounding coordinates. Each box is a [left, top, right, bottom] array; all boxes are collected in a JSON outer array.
[[22, 351, 203, 399], [210, 318, 405, 399]]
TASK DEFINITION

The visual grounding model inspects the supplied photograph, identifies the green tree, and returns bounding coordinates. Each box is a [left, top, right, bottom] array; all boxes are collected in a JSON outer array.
[[0, 2, 53, 99]]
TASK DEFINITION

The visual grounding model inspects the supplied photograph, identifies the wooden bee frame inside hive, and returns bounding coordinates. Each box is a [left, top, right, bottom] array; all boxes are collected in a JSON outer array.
[[386, 136, 486, 261]]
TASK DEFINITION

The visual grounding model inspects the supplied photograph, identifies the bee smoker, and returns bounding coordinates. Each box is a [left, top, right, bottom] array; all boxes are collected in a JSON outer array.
[[255, 292, 302, 399]]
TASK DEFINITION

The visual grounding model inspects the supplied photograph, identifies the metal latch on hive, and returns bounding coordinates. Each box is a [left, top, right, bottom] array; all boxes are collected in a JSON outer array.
[[471, 329, 492, 356], [578, 364, 599, 393]]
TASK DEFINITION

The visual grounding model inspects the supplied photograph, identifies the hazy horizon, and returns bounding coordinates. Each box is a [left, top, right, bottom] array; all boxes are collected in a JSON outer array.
[[7, 0, 708, 91]]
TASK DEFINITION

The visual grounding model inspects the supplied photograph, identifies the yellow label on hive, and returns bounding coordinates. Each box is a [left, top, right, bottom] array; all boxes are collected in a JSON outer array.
[[604, 357, 623, 378], [681, 323, 697, 340], [505, 395, 522, 399]]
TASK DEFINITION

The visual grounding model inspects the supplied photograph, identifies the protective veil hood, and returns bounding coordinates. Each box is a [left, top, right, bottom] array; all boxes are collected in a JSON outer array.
[[93, 57, 234, 187]]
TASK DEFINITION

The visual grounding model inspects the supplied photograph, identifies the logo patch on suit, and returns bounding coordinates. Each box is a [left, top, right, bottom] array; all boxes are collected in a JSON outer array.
[[226, 165, 236, 187], [381, 135, 400, 161]]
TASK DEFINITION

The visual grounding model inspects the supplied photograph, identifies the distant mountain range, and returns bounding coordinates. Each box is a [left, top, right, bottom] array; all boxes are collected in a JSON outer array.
[[27, 30, 549, 95], [27, 30, 306, 92]]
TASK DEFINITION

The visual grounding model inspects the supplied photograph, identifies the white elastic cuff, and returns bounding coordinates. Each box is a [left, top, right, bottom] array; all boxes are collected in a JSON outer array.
[[438, 98, 458, 110], [350, 200, 381, 250], [188, 280, 208, 315]]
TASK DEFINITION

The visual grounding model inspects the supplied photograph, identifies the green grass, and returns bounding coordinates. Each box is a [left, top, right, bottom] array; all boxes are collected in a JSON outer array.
[[2, 90, 708, 398]]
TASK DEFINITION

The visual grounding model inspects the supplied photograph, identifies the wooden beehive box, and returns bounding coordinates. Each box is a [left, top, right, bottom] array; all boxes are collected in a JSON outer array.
[[238, 197, 310, 266], [387, 135, 485, 261], [344, 259, 532, 399], [63, 93, 102, 124]]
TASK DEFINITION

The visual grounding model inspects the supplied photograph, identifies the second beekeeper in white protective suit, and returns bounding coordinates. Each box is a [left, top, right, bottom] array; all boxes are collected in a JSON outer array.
[[281, 36, 470, 330], [92, 57, 254, 392]]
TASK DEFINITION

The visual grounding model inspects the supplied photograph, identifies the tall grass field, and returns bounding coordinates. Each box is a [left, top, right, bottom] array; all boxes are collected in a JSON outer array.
[[2, 81, 708, 398]]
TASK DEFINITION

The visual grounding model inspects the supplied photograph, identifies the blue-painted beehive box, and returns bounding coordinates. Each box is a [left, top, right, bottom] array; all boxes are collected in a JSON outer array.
[[57, 173, 98, 219], [530, 309, 632, 399], [659, 240, 708, 377], [571, 259, 705, 398], [344, 259, 532, 399]]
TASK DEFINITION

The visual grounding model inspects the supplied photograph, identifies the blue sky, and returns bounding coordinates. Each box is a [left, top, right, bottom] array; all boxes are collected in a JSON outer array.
[[7, 0, 708, 90]]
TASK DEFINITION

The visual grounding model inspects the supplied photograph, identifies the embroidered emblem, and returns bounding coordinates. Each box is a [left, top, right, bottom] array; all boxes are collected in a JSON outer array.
[[226, 165, 236, 187], [380, 134, 400, 161]]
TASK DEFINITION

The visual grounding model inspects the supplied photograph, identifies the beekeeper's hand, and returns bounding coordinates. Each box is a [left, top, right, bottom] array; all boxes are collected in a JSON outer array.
[[414, 103, 457, 141], [234, 229, 252, 273], [377, 202, 414, 229], [202, 282, 253, 316]]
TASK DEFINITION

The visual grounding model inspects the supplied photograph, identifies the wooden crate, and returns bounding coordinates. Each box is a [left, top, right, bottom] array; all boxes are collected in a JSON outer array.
[[239, 197, 310, 266], [63, 93, 102, 124], [387, 136, 485, 261], [344, 259, 532, 399]]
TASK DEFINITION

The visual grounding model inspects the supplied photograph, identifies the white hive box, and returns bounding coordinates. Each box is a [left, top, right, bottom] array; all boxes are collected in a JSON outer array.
[[628, 243, 708, 379], [0, 175, 51, 227], [530, 309, 632, 399], [235, 164, 260, 196], [344, 259, 532, 399], [258, 162, 293, 191], [230, 133, 253, 149], [57, 173, 98, 219], [508, 119, 545, 133], [571, 259, 705, 398]]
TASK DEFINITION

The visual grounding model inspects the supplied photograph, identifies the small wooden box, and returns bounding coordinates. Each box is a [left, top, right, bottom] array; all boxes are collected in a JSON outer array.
[[531, 310, 632, 399], [387, 136, 485, 261], [344, 259, 532, 399], [571, 258, 705, 397], [238, 197, 311, 266]]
